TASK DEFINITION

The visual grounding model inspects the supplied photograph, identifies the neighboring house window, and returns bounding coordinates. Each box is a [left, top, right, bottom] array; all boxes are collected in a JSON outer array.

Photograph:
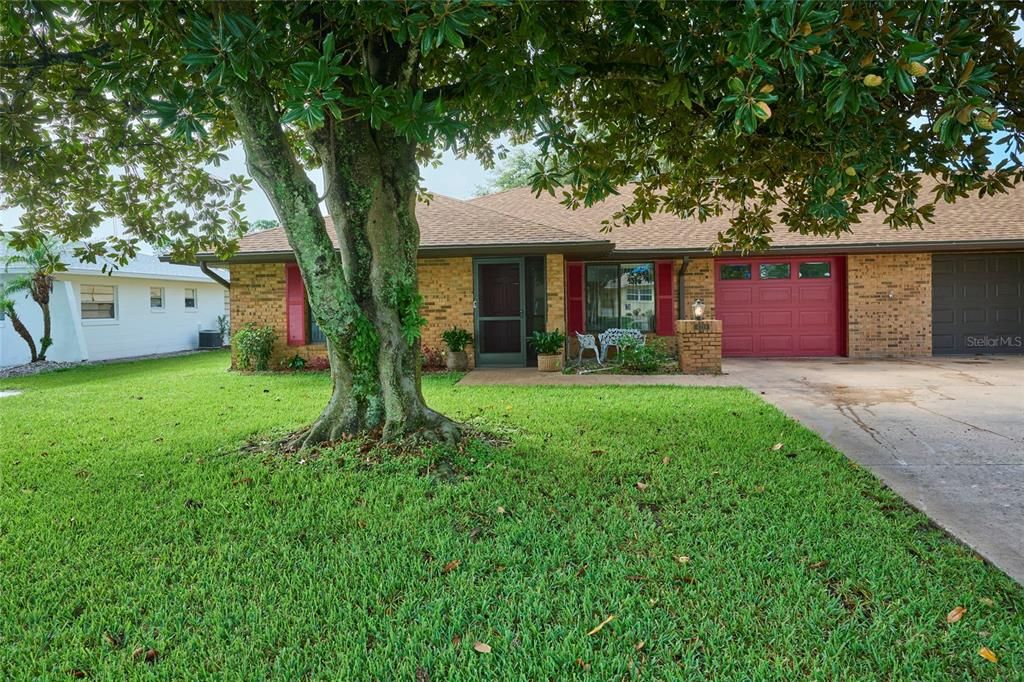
[[585, 262, 655, 333], [308, 302, 326, 344], [150, 287, 165, 310], [81, 284, 116, 320], [184, 288, 197, 309]]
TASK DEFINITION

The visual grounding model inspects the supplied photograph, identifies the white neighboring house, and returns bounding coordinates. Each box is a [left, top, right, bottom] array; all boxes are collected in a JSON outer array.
[[0, 246, 229, 368]]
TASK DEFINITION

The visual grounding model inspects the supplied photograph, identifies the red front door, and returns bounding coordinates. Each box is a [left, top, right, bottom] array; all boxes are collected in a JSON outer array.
[[715, 256, 845, 357]]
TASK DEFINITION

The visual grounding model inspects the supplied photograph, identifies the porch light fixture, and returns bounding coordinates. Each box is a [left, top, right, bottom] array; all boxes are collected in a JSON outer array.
[[691, 298, 706, 320]]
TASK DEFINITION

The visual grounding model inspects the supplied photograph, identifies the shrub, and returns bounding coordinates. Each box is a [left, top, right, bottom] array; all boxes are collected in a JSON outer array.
[[528, 329, 567, 355], [420, 344, 446, 372], [234, 323, 276, 371], [618, 337, 671, 373], [441, 326, 473, 353], [284, 353, 307, 371]]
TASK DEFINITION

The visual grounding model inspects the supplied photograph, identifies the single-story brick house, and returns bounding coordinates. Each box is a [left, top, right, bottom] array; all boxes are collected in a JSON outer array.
[[199, 181, 1024, 369]]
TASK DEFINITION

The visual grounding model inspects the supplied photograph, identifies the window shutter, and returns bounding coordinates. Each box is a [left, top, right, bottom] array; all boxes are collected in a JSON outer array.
[[566, 261, 585, 334], [285, 263, 307, 346], [655, 260, 675, 336]]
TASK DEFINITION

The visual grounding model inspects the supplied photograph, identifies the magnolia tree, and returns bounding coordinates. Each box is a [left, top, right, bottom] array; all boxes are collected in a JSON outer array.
[[2, 1, 1021, 444]]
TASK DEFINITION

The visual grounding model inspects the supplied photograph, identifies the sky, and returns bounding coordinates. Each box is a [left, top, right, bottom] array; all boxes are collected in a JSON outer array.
[[0, 143, 501, 250]]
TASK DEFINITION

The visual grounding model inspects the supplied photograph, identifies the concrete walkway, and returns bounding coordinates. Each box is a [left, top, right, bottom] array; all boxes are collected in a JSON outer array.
[[461, 357, 1024, 583]]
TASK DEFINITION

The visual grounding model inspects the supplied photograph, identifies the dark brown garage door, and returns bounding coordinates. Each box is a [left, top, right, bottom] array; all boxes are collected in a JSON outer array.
[[932, 253, 1024, 354]]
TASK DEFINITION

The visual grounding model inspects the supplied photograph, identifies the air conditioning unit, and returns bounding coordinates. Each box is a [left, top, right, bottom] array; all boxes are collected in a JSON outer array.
[[198, 330, 223, 349]]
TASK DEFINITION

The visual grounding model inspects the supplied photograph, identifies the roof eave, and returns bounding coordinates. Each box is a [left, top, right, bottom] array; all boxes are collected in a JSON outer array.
[[191, 240, 614, 264]]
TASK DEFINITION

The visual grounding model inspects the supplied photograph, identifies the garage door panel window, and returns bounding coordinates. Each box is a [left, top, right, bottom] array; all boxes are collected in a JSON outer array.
[[798, 262, 831, 278], [759, 263, 791, 279], [585, 262, 654, 333], [720, 264, 751, 280]]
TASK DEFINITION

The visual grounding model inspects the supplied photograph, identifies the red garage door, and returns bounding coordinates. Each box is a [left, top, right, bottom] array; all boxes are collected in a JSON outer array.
[[715, 256, 844, 357]]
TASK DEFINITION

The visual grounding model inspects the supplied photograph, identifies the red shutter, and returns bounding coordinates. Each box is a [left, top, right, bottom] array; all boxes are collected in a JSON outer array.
[[285, 263, 307, 346], [566, 261, 585, 334], [655, 260, 675, 336]]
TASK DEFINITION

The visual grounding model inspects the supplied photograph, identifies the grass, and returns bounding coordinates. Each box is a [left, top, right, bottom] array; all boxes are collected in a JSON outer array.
[[1, 351, 1021, 679]]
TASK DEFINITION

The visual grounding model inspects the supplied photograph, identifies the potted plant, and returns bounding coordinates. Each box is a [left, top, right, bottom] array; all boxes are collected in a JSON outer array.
[[440, 326, 473, 371], [529, 329, 567, 372]]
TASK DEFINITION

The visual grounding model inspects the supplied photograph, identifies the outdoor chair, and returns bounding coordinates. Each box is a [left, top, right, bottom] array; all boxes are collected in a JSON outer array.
[[575, 332, 602, 365]]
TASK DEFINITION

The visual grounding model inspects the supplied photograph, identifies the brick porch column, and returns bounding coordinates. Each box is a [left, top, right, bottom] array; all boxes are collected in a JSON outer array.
[[675, 320, 722, 374]]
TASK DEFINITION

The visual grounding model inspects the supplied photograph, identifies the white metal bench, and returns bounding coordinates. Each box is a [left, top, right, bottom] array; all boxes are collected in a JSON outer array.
[[598, 328, 646, 363]]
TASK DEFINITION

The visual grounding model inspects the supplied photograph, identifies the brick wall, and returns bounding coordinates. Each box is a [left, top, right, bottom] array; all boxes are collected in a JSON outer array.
[[847, 253, 932, 357], [419, 257, 475, 368], [545, 254, 565, 334], [682, 257, 715, 320], [230, 257, 477, 369]]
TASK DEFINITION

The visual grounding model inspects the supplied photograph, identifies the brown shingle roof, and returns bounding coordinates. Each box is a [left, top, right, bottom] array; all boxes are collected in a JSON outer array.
[[470, 178, 1024, 254], [220, 193, 611, 261]]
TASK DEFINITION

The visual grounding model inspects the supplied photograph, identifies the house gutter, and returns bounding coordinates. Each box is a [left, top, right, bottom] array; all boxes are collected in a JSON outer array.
[[192, 240, 615, 264], [604, 238, 1024, 259], [200, 261, 230, 289]]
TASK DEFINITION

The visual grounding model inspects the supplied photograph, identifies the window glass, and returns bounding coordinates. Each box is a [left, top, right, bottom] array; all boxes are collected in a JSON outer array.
[[184, 288, 197, 308], [81, 284, 116, 319], [308, 302, 327, 344], [720, 264, 751, 280], [798, 261, 831, 278], [759, 263, 791, 279], [150, 287, 164, 309], [585, 263, 654, 333]]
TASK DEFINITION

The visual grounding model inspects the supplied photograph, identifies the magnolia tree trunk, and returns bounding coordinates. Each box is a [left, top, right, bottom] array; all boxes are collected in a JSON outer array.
[[229, 86, 459, 447]]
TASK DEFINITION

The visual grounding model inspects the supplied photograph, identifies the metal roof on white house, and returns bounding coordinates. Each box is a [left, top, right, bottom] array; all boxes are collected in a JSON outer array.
[[1, 244, 229, 283]]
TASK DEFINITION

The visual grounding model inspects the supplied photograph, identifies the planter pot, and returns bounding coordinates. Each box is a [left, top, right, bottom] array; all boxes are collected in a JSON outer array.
[[537, 353, 562, 372], [446, 350, 469, 371]]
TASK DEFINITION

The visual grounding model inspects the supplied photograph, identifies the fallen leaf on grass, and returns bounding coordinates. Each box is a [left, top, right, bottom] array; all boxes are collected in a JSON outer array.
[[587, 614, 615, 636], [102, 631, 123, 649], [451, 634, 461, 647], [772, 443, 783, 451], [635, 481, 648, 491], [978, 647, 997, 663], [662, 457, 670, 465], [442, 560, 461, 574], [473, 641, 492, 654], [576, 658, 591, 671], [979, 597, 994, 606], [635, 640, 645, 651], [496, 506, 505, 514], [946, 606, 966, 624], [674, 555, 691, 564], [133, 647, 159, 664]]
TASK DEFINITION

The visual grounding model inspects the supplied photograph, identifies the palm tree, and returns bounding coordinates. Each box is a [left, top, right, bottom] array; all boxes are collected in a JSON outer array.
[[4, 237, 65, 361], [0, 287, 38, 363]]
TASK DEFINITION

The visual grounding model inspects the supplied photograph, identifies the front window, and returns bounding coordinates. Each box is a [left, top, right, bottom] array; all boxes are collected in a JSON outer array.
[[184, 288, 197, 309], [308, 302, 326, 344], [81, 284, 116, 319], [585, 262, 655, 333], [150, 287, 164, 310]]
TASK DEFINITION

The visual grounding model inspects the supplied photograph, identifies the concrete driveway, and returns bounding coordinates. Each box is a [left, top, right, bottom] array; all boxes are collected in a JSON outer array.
[[733, 356, 1024, 583]]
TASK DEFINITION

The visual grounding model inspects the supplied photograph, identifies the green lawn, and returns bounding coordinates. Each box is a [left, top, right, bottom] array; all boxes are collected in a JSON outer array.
[[1, 352, 1020, 679]]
